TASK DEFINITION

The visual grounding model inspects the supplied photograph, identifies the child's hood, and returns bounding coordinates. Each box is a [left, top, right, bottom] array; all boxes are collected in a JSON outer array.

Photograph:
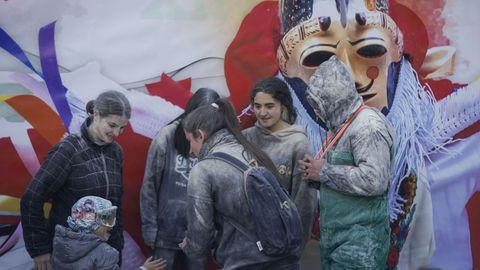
[[53, 224, 105, 263]]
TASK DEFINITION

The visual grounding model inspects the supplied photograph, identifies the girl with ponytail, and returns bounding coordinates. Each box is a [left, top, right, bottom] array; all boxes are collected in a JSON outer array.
[[180, 98, 300, 269], [140, 88, 219, 270]]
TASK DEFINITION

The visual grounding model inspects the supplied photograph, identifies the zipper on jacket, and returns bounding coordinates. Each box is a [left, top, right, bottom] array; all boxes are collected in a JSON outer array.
[[101, 151, 110, 198]]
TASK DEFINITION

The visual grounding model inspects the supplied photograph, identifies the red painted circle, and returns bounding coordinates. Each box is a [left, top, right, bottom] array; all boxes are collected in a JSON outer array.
[[367, 66, 379, 80]]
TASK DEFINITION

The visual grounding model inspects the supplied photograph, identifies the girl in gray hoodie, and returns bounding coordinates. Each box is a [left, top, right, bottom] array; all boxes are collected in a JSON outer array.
[[180, 98, 300, 270], [243, 77, 316, 251], [140, 88, 219, 270]]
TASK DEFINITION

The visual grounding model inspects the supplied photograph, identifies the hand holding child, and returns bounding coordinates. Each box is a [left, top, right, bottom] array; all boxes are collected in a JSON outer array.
[[33, 253, 51, 270], [142, 256, 167, 270]]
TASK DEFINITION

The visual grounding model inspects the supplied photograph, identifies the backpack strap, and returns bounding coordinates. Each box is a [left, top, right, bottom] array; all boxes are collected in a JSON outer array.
[[222, 215, 257, 241], [207, 152, 249, 171], [314, 105, 369, 160], [204, 152, 263, 250]]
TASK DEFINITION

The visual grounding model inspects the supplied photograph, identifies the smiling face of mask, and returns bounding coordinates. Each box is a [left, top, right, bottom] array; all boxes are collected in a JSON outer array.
[[277, 0, 403, 112]]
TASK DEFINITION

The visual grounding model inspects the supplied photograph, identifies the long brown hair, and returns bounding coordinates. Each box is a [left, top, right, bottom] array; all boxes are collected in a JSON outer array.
[[172, 88, 220, 158], [182, 98, 277, 172]]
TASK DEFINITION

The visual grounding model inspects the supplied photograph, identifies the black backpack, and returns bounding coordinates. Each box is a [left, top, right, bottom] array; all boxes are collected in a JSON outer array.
[[207, 152, 303, 257]]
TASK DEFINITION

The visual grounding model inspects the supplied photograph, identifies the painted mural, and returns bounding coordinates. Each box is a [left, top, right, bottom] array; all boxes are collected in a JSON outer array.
[[0, 0, 479, 269]]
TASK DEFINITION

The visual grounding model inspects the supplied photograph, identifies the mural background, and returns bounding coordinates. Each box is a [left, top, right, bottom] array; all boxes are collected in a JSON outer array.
[[0, 0, 478, 269]]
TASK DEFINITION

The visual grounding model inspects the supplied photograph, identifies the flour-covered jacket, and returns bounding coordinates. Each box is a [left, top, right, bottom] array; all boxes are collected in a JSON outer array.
[[21, 118, 124, 258], [243, 123, 316, 248], [51, 225, 120, 270], [140, 120, 196, 249], [183, 129, 296, 269], [307, 56, 394, 268]]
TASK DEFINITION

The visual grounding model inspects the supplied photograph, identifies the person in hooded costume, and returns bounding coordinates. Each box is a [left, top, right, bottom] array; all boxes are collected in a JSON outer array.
[[299, 56, 395, 269]]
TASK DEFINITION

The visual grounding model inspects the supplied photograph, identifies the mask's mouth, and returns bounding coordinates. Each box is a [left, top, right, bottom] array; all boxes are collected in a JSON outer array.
[[356, 79, 374, 94], [361, 93, 377, 102]]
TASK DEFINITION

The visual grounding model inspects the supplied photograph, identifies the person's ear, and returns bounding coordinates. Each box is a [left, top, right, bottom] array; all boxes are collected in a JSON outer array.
[[93, 110, 100, 122], [197, 129, 206, 142]]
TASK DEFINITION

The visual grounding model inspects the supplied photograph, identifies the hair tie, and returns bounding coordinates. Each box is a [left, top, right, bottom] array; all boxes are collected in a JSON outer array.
[[211, 103, 219, 109]]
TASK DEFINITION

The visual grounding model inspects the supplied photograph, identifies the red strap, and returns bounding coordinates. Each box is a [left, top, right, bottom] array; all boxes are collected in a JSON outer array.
[[314, 105, 368, 160]]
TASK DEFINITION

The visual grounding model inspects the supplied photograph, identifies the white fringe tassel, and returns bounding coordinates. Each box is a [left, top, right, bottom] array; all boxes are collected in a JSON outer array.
[[387, 58, 452, 221], [434, 80, 480, 139]]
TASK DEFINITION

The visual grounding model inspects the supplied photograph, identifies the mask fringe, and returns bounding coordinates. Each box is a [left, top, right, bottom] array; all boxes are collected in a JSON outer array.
[[387, 58, 452, 221]]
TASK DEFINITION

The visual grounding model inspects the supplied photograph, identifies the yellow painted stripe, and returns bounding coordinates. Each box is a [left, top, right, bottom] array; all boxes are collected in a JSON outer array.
[[0, 195, 51, 218], [0, 95, 15, 102]]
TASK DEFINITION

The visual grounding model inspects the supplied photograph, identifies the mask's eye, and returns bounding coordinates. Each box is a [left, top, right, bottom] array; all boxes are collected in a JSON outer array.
[[302, 51, 335, 68], [356, 44, 387, 58]]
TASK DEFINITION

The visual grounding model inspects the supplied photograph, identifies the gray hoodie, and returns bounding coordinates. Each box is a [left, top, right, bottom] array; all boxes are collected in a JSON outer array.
[[306, 56, 394, 268], [243, 123, 316, 248], [51, 225, 120, 270], [140, 120, 196, 249], [307, 56, 394, 196], [183, 129, 297, 270]]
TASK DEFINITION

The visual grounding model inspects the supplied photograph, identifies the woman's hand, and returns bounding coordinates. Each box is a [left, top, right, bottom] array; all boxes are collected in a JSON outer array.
[[142, 256, 167, 270], [33, 253, 51, 270], [298, 154, 325, 181]]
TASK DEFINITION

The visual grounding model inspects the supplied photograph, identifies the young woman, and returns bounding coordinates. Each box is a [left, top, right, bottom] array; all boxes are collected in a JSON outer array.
[[21, 90, 131, 270], [140, 88, 219, 270], [180, 98, 300, 270], [243, 77, 316, 250]]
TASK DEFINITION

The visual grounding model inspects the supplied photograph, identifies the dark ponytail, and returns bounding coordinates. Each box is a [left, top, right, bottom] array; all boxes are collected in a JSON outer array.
[[86, 100, 95, 117], [173, 88, 220, 158], [182, 98, 277, 173]]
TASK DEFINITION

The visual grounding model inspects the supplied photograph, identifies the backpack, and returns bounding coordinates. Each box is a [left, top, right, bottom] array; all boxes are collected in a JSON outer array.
[[206, 152, 303, 257]]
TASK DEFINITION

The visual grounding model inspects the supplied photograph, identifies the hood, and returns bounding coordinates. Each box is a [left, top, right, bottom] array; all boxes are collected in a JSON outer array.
[[306, 56, 363, 130], [254, 122, 306, 140], [198, 128, 236, 159], [53, 225, 104, 263]]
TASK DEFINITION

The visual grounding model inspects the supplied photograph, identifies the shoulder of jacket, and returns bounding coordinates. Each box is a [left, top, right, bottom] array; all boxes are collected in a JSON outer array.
[[355, 108, 386, 125], [242, 126, 255, 135], [55, 134, 86, 154], [93, 243, 119, 265], [352, 109, 394, 141], [153, 122, 178, 144], [290, 126, 309, 140], [109, 141, 124, 156]]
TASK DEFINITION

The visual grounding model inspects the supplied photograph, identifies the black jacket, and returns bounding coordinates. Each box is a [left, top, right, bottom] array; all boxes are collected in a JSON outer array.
[[21, 118, 124, 258]]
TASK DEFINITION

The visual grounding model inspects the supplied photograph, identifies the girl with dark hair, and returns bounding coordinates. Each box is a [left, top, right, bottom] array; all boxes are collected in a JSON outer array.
[[180, 98, 300, 270], [243, 77, 316, 252], [21, 90, 131, 270], [140, 88, 219, 270]]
